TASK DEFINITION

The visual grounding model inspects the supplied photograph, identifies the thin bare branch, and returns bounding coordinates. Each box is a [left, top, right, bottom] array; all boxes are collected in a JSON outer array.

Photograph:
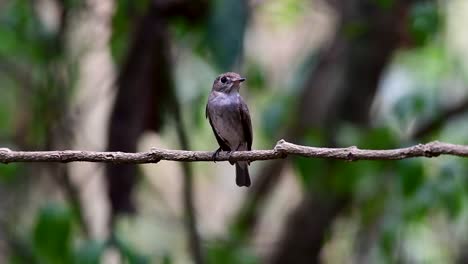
[[1, 140, 468, 164]]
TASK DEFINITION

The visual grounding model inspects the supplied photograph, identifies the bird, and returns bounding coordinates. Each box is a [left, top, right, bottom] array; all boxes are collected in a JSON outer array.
[[206, 72, 253, 187]]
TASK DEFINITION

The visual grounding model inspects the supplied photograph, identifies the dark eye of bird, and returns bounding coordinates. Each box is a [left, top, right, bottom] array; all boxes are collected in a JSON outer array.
[[221, 76, 228, 83]]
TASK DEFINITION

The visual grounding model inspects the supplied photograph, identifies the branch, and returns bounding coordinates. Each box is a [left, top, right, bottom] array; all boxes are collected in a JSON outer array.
[[1, 140, 468, 164]]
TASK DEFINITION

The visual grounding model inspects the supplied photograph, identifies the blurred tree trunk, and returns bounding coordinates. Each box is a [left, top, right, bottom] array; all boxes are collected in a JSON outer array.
[[105, 0, 208, 219], [106, 4, 171, 217], [105, 1, 208, 263]]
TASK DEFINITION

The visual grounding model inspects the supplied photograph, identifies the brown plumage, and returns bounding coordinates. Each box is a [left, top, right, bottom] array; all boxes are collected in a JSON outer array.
[[206, 72, 253, 187]]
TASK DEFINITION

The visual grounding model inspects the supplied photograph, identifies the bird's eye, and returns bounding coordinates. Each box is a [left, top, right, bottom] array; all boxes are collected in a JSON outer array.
[[220, 76, 228, 83]]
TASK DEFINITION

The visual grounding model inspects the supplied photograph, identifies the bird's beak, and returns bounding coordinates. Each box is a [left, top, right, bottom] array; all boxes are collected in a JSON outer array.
[[234, 77, 246, 83]]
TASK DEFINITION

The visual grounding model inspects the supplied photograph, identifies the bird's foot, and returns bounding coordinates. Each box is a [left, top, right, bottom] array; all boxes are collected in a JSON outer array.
[[212, 148, 222, 163], [228, 151, 235, 165]]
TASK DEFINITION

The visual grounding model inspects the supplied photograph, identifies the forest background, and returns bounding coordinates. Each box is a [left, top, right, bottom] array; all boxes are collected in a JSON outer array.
[[1, 0, 468, 263]]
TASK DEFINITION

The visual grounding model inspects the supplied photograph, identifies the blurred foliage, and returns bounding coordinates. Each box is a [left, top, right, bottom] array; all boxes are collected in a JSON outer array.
[[73, 241, 106, 264], [260, 93, 292, 140], [292, 129, 326, 190], [206, 0, 248, 70], [111, 0, 151, 63], [33, 204, 73, 264], [292, 126, 399, 195], [0, 0, 78, 147], [343, 22, 369, 40], [409, 2, 441, 47], [259, 52, 321, 142], [9, 203, 108, 264], [398, 159, 425, 198], [112, 234, 150, 264], [0, 0, 50, 62], [0, 163, 20, 183], [259, 0, 310, 27], [373, 0, 395, 10], [206, 240, 258, 264], [243, 61, 267, 92], [8, 203, 153, 264], [0, 78, 15, 138]]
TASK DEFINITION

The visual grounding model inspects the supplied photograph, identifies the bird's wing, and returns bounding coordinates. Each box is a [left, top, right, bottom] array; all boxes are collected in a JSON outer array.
[[239, 97, 253, 151], [206, 103, 231, 151]]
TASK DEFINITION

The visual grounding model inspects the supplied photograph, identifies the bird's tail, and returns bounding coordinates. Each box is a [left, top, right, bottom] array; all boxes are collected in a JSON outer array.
[[235, 161, 251, 187]]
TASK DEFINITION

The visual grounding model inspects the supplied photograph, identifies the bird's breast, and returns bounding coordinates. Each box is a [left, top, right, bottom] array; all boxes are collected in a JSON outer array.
[[208, 93, 246, 149]]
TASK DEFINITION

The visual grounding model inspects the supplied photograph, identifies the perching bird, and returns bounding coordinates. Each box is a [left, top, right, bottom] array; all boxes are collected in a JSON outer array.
[[206, 72, 253, 187]]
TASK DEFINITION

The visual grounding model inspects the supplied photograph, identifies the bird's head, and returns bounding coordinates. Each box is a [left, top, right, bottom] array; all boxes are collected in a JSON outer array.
[[212, 72, 246, 93]]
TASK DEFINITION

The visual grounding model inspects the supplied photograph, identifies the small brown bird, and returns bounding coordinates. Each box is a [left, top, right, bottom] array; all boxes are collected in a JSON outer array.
[[206, 72, 253, 187]]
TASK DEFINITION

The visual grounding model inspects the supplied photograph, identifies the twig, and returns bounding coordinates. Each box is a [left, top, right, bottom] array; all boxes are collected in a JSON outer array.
[[0, 140, 468, 164]]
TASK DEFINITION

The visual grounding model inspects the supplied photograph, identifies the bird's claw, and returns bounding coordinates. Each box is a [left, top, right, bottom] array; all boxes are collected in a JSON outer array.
[[212, 148, 222, 163], [228, 151, 235, 165]]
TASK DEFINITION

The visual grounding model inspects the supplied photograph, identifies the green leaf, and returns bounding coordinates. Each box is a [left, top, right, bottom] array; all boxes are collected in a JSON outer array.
[[33, 203, 73, 264]]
